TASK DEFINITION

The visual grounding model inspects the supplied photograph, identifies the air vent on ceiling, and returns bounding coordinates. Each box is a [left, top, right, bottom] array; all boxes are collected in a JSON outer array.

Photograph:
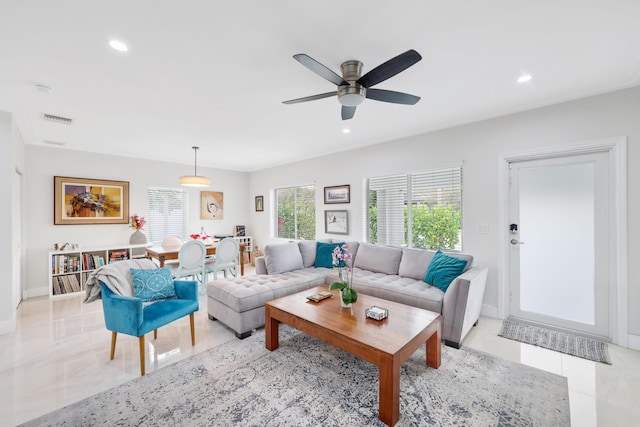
[[44, 140, 66, 146], [43, 113, 74, 125]]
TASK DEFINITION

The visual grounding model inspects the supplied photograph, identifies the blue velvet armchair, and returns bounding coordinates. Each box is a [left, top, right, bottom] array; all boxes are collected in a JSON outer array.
[[100, 279, 199, 376]]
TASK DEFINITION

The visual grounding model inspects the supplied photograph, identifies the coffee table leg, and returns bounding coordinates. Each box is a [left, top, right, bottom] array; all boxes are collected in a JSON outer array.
[[426, 329, 441, 369], [265, 306, 280, 351], [378, 357, 400, 426]]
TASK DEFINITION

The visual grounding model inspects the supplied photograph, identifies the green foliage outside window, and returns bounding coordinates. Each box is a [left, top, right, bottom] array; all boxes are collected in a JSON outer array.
[[369, 204, 460, 250], [276, 185, 315, 240]]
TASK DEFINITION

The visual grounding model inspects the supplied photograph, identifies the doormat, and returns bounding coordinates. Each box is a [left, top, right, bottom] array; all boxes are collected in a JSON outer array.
[[499, 318, 611, 364]]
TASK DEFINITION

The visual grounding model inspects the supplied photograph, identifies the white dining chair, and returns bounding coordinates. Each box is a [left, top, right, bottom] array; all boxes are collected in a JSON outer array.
[[173, 240, 207, 291], [205, 237, 239, 281]]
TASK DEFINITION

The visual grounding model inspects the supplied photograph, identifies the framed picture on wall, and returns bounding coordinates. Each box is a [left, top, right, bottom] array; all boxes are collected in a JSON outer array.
[[201, 191, 224, 219], [325, 210, 348, 235], [255, 195, 264, 212], [324, 184, 350, 204], [53, 176, 129, 225]]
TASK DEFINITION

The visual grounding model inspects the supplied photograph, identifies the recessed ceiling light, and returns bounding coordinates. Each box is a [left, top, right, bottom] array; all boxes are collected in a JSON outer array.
[[342, 128, 351, 134], [517, 74, 532, 83], [109, 40, 128, 52]]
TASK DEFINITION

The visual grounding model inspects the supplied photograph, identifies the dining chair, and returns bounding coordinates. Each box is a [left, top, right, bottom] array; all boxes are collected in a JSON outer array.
[[205, 237, 239, 280], [173, 240, 207, 291], [161, 236, 184, 249]]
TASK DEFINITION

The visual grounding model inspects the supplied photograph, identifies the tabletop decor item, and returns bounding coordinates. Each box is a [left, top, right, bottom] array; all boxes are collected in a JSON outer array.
[[129, 214, 147, 245], [328, 244, 357, 307], [365, 306, 389, 320]]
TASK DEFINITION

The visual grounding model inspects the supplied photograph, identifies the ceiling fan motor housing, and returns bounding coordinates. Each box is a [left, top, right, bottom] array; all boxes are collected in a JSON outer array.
[[338, 60, 366, 106]]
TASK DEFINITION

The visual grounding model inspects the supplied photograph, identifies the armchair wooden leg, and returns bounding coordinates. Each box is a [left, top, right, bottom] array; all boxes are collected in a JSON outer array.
[[110, 332, 117, 360], [190, 313, 195, 346], [153, 329, 157, 340], [139, 335, 146, 376]]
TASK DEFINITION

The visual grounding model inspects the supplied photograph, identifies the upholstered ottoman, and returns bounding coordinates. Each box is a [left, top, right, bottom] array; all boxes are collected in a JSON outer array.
[[206, 273, 324, 338]]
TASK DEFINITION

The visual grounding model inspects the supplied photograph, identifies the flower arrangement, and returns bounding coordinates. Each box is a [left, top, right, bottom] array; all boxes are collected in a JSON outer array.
[[328, 244, 358, 306], [129, 214, 146, 230], [190, 233, 211, 241]]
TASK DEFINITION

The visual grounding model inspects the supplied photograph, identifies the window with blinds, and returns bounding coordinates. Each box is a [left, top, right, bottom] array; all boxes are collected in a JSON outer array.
[[366, 166, 463, 250], [275, 184, 316, 240], [146, 187, 189, 244]]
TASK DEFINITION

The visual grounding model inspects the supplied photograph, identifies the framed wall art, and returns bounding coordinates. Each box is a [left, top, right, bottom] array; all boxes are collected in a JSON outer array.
[[325, 210, 348, 235], [54, 176, 129, 225], [324, 184, 350, 204], [255, 195, 264, 212], [201, 191, 224, 219]]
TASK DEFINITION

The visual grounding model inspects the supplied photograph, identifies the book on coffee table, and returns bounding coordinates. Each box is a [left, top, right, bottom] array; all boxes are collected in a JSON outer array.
[[306, 291, 333, 302]]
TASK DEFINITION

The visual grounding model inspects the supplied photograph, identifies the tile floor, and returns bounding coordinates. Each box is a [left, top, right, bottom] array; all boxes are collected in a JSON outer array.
[[1, 279, 639, 426]]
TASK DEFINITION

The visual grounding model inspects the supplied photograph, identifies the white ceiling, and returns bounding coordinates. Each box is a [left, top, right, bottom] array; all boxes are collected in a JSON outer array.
[[1, 1, 639, 172]]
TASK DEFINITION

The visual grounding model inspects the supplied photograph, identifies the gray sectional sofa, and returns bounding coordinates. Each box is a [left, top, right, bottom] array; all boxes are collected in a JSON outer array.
[[206, 240, 488, 348]]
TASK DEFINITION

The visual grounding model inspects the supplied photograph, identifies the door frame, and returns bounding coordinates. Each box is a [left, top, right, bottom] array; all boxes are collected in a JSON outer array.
[[497, 137, 628, 346]]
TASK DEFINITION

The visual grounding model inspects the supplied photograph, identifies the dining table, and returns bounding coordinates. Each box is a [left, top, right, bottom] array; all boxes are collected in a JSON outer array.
[[146, 241, 246, 276]]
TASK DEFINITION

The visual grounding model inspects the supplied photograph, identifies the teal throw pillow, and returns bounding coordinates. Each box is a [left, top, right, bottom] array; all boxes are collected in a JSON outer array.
[[315, 242, 345, 268], [424, 250, 468, 292], [131, 266, 176, 302]]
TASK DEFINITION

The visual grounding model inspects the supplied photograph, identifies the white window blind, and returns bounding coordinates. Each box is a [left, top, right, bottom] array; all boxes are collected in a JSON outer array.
[[147, 187, 189, 244], [275, 184, 316, 240], [367, 166, 463, 250]]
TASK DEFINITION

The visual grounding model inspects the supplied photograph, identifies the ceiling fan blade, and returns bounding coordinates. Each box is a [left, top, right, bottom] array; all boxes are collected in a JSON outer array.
[[357, 49, 422, 88], [341, 105, 356, 120], [282, 91, 337, 105], [293, 54, 347, 86], [366, 88, 421, 105]]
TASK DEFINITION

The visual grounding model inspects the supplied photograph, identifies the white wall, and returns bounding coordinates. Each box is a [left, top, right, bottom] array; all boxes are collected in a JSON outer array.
[[248, 86, 640, 337], [23, 146, 249, 298], [0, 111, 26, 334]]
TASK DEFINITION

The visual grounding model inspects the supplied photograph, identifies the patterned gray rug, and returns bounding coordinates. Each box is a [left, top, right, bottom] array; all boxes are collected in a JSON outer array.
[[499, 318, 611, 365], [21, 326, 570, 426]]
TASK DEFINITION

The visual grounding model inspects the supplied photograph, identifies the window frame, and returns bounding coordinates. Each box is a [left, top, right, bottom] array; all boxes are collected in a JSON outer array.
[[365, 165, 463, 251], [273, 184, 316, 240], [146, 186, 189, 244]]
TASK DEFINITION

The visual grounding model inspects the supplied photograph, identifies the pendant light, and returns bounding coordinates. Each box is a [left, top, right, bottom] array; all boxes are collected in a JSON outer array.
[[179, 146, 211, 187]]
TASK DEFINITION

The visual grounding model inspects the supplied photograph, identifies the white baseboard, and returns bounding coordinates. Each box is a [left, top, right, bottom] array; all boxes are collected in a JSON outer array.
[[23, 286, 48, 300], [481, 304, 498, 319], [627, 334, 640, 351]]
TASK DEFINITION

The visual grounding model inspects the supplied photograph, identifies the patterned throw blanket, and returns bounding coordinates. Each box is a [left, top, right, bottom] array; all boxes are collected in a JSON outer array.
[[84, 258, 158, 303]]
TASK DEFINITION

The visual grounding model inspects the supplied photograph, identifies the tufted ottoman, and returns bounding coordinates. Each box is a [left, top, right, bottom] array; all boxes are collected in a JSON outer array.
[[206, 273, 325, 338]]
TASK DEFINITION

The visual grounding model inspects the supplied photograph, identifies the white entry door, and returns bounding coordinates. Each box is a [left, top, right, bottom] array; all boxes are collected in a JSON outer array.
[[508, 151, 611, 339]]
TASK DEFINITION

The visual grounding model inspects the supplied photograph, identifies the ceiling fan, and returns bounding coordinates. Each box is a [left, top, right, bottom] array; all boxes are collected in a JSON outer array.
[[283, 49, 422, 120]]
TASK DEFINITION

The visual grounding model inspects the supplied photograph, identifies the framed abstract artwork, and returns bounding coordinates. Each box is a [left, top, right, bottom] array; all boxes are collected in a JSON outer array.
[[324, 184, 350, 204], [201, 191, 224, 219], [325, 210, 348, 235], [54, 176, 129, 225]]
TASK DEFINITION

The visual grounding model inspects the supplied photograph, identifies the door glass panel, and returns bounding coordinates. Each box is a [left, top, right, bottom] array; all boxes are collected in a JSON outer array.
[[519, 162, 595, 324]]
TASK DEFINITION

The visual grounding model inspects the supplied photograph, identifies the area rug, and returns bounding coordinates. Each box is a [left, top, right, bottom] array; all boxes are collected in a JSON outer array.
[[499, 318, 611, 365], [20, 326, 570, 427]]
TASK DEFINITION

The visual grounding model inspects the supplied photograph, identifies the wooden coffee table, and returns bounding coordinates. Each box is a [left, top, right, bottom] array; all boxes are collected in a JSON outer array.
[[265, 286, 441, 426]]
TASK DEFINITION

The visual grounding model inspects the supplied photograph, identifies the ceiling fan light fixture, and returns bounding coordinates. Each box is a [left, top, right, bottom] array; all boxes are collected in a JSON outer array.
[[180, 146, 211, 187], [338, 85, 366, 106]]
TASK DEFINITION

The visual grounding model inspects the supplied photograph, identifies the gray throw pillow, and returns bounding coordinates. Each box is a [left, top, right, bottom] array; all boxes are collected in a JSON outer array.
[[298, 240, 317, 268], [353, 242, 402, 275], [264, 242, 304, 274]]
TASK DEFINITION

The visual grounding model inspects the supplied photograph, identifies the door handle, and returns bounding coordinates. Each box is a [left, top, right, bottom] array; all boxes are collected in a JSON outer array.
[[510, 239, 524, 245]]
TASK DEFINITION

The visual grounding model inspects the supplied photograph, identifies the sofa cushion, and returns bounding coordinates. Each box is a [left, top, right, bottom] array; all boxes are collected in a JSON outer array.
[[298, 241, 317, 268], [398, 248, 435, 280], [131, 266, 176, 302], [424, 250, 468, 292], [315, 242, 345, 268], [353, 242, 402, 275], [264, 242, 304, 274]]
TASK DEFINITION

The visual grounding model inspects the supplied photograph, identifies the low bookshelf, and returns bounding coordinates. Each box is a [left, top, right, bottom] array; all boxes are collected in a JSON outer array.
[[48, 243, 149, 299]]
